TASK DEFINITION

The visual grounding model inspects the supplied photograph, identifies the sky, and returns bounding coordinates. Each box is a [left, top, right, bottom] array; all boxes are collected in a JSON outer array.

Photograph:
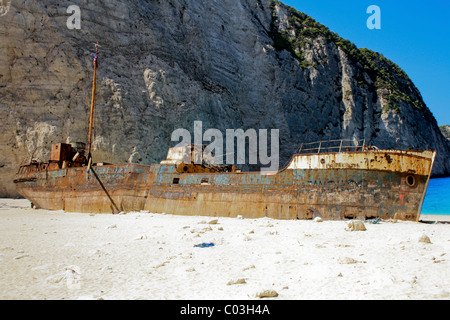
[[282, 0, 450, 126]]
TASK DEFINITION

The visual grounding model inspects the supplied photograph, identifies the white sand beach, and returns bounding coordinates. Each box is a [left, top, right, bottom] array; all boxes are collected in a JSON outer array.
[[0, 198, 449, 300]]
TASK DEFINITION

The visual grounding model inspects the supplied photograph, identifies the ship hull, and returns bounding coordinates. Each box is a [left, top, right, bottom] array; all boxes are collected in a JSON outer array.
[[14, 150, 436, 221]]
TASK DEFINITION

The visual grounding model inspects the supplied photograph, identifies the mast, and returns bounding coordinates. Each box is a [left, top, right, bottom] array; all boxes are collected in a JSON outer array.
[[87, 42, 99, 163], [84, 42, 120, 214]]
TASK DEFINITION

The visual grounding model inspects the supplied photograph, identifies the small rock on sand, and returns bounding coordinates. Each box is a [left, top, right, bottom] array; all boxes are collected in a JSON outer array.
[[46, 265, 81, 284], [255, 289, 279, 298], [345, 220, 366, 232], [338, 257, 359, 264], [14, 254, 30, 260], [418, 234, 432, 244], [227, 278, 246, 285]]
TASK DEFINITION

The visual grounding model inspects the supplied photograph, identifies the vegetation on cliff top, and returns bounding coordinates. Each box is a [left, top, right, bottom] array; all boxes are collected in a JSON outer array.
[[268, 0, 429, 115]]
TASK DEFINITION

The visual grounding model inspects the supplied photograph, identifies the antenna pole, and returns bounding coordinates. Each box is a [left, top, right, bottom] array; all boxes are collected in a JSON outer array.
[[87, 41, 99, 163]]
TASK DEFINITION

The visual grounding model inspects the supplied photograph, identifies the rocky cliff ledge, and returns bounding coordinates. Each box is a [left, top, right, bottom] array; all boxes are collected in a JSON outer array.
[[1, 0, 449, 197], [440, 125, 450, 141]]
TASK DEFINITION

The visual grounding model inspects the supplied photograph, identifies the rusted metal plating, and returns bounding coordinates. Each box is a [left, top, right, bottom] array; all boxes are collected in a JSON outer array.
[[14, 141, 436, 222]]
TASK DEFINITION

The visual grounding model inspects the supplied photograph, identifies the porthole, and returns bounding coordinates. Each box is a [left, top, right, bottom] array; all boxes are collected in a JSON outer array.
[[406, 175, 416, 187]]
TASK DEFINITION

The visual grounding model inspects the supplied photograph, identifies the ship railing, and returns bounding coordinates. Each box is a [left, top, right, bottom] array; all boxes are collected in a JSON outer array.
[[297, 139, 366, 154]]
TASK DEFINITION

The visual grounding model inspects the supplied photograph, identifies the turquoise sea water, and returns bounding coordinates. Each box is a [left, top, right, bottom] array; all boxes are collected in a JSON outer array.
[[421, 177, 450, 215]]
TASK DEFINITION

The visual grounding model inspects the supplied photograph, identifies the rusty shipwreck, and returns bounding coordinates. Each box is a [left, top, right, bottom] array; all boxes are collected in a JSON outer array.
[[13, 44, 437, 221]]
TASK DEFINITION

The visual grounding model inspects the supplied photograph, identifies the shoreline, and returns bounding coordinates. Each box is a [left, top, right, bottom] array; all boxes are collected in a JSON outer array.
[[419, 215, 450, 223]]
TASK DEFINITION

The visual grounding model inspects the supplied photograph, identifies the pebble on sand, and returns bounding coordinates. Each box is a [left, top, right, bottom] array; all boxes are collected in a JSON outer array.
[[227, 278, 246, 285], [418, 234, 432, 244], [345, 220, 366, 232], [255, 289, 279, 298]]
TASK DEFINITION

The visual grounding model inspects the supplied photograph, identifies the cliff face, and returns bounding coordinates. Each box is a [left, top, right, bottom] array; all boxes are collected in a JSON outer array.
[[1, 0, 449, 197]]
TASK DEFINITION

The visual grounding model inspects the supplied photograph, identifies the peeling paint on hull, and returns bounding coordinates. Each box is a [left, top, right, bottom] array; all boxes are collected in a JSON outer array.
[[14, 149, 436, 221]]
